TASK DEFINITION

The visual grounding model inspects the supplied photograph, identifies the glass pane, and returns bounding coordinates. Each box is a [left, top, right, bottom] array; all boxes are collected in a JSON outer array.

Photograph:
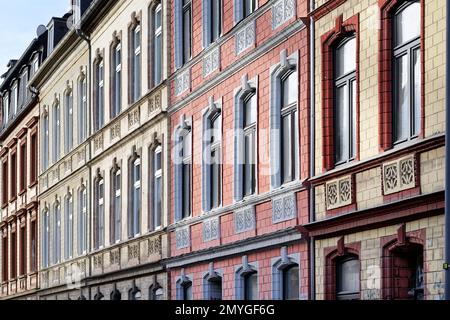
[[335, 37, 356, 78], [413, 48, 421, 136], [245, 273, 258, 300], [155, 7, 162, 29], [183, 132, 192, 158], [283, 265, 299, 300], [335, 84, 349, 163], [182, 163, 191, 217], [282, 113, 292, 183], [244, 0, 255, 17], [209, 279, 222, 300], [154, 34, 162, 85], [184, 284, 193, 300], [155, 150, 162, 171], [244, 94, 256, 127], [293, 110, 299, 180], [211, 149, 221, 208], [394, 54, 409, 142], [183, 8, 191, 62], [154, 176, 162, 227], [211, 0, 221, 42], [337, 258, 360, 295], [244, 132, 255, 196], [351, 80, 357, 159], [395, 2, 421, 47], [282, 72, 298, 108]]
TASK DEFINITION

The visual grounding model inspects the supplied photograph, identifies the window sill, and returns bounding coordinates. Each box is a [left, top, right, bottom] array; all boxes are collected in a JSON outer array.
[[9, 197, 17, 204], [28, 181, 38, 189], [18, 189, 26, 197]]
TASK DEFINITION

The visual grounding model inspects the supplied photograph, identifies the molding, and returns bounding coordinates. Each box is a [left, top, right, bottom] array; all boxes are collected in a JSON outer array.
[[309, 0, 347, 20]]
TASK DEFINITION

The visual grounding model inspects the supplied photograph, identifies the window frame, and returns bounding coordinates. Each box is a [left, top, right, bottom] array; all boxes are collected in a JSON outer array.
[[152, 145, 163, 230], [129, 154, 142, 238], [182, 0, 192, 64], [94, 175, 105, 250], [243, 92, 257, 198], [111, 164, 122, 244], [64, 90, 74, 153]]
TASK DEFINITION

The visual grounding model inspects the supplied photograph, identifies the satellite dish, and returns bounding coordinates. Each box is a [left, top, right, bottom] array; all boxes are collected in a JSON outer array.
[[36, 25, 47, 37]]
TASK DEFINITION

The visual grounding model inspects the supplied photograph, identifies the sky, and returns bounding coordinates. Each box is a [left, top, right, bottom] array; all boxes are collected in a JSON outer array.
[[0, 0, 70, 77]]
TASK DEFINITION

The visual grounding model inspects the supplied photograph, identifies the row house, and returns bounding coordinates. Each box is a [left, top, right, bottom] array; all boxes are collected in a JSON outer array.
[[0, 27, 48, 298], [29, 0, 170, 300], [167, 0, 311, 300], [303, 0, 446, 300]]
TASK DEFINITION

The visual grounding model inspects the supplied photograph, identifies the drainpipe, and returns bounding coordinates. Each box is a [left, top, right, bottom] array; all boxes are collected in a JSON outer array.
[[445, 0, 450, 301], [308, 0, 316, 301], [75, 26, 92, 300]]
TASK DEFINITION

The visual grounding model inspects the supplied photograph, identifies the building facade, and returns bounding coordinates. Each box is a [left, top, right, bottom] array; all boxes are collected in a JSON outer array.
[[166, 0, 311, 300], [304, 0, 447, 300], [0, 30, 49, 299]]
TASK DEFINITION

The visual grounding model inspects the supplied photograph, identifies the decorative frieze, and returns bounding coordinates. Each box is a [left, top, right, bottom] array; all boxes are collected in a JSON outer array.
[[110, 122, 121, 140], [236, 21, 255, 55], [234, 206, 256, 234], [149, 91, 162, 115], [382, 155, 416, 195], [94, 134, 104, 152], [272, 193, 297, 223], [175, 69, 191, 96], [110, 249, 120, 265], [272, 0, 296, 30], [326, 175, 353, 210], [176, 226, 190, 249], [128, 243, 140, 261], [93, 254, 103, 269], [148, 235, 162, 256], [128, 107, 141, 129], [77, 149, 86, 164], [203, 47, 220, 77], [203, 217, 220, 242]]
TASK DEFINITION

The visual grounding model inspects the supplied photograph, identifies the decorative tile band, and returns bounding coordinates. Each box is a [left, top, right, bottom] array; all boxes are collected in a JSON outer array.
[[236, 21, 255, 55], [175, 69, 191, 96], [382, 155, 416, 195], [272, 192, 297, 223], [234, 205, 256, 234], [176, 226, 191, 249], [203, 47, 220, 78], [203, 216, 220, 242], [326, 175, 353, 210]]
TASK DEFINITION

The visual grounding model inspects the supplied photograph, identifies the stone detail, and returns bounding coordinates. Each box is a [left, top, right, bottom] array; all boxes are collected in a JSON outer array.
[[272, 0, 296, 29], [203, 217, 220, 242], [175, 69, 191, 96], [272, 193, 297, 223], [176, 226, 190, 249], [128, 107, 141, 129], [110, 122, 121, 140], [383, 155, 416, 195], [148, 235, 162, 256], [128, 242, 140, 261], [93, 254, 103, 269], [94, 134, 104, 152], [326, 175, 353, 210], [203, 47, 220, 77], [149, 91, 162, 115], [77, 149, 86, 164], [236, 21, 255, 55], [234, 206, 256, 234], [110, 249, 120, 265]]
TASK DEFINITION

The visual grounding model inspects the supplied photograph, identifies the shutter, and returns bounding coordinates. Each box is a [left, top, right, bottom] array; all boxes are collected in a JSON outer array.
[[174, 0, 183, 69], [270, 76, 282, 189], [202, 0, 211, 48], [234, 0, 244, 25]]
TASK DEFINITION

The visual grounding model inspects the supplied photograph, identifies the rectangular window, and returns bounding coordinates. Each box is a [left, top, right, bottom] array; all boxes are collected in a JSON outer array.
[[53, 203, 61, 264], [11, 231, 17, 279], [111, 168, 121, 243], [64, 195, 73, 260], [19, 71, 28, 107], [30, 220, 37, 272], [20, 143, 26, 193], [182, 132, 192, 219], [53, 103, 61, 162], [95, 60, 105, 131], [42, 211, 49, 268], [153, 147, 163, 229], [11, 83, 18, 116], [131, 25, 142, 103], [64, 93, 73, 153], [2, 94, 9, 125], [30, 132, 37, 184], [2, 235, 8, 282], [243, 94, 257, 197], [2, 159, 8, 206], [78, 78, 87, 142], [153, 4, 163, 86], [78, 188, 87, 255], [112, 43, 122, 118], [129, 157, 141, 238], [11, 152, 17, 200], [43, 114, 49, 170], [182, 0, 192, 64], [95, 179, 105, 249], [20, 225, 26, 276]]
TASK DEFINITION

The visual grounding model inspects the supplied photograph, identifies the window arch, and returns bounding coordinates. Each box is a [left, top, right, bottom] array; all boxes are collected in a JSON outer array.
[[128, 150, 141, 238], [272, 248, 300, 300], [235, 256, 258, 300], [203, 264, 223, 300], [149, 282, 164, 300], [111, 286, 122, 300], [176, 273, 193, 300], [335, 255, 360, 300], [94, 54, 104, 131]]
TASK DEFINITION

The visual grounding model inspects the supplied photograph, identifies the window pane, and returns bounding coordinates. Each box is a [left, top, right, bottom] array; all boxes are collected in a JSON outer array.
[[154, 176, 162, 227], [244, 0, 255, 17], [211, 0, 221, 42], [394, 54, 409, 143], [245, 273, 258, 300], [155, 150, 162, 171], [184, 283, 193, 300], [335, 84, 349, 163], [413, 48, 421, 136], [211, 149, 221, 208], [282, 72, 298, 108], [183, 7, 191, 62], [244, 94, 256, 127], [283, 265, 299, 300], [395, 2, 420, 47], [336, 258, 360, 299], [209, 279, 222, 300], [351, 80, 357, 159], [282, 113, 292, 183], [182, 163, 191, 218], [244, 131, 255, 196], [154, 34, 162, 85], [335, 37, 356, 78]]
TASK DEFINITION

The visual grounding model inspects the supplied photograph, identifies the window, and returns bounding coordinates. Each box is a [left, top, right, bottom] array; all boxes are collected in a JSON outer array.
[[64, 91, 74, 153], [1, 159, 8, 206], [149, 283, 164, 300], [111, 289, 122, 300], [53, 201, 61, 264], [42, 112, 49, 170], [235, 257, 258, 300], [182, 129, 192, 219], [151, 146, 163, 230], [129, 287, 142, 300], [235, 0, 256, 23], [78, 186, 87, 255], [30, 132, 37, 184], [182, 0, 192, 64], [64, 193, 74, 260], [20, 143, 27, 193], [204, 269, 223, 300], [78, 76, 87, 142], [129, 154, 141, 238], [42, 209, 50, 268], [272, 250, 300, 300], [95, 59, 105, 131], [111, 164, 121, 244], [30, 220, 37, 272], [19, 69, 28, 107], [336, 256, 360, 300], [10, 151, 17, 200], [244, 272, 258, 300], [131, 22, 142, 103], [334, 36, 357, 165], [19, 224, 26, 276], [2, 234, 8, 282], [243, 93, 257, 197], [11, 231, 17, 279], [2, 93, 9, 125], [203, 0, 222, 47], [11, 81, 18, 116], [203, 102, 222, 212], [152, 3, 163, 87], [393, 1, 421, 144], [94, 175, 105, 249], [52, 101, 61, 162], [282, 264, 299, 300], [30, 54, 40, 78], [111, 40, 122, 119], [179, 279, 193, 300]]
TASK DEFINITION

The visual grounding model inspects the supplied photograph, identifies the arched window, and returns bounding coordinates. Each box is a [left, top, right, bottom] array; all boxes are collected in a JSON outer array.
[[111, 38, 122, 119], [151, 3, 163, 87], [235, 256, 258, 300], [94, 173, 105, 249], [272, 249, 300, 300], [129, 152, 141, 238], [42, 208, 50, 268], [334, 36, 357, 165], [52, 100, 61, 162], [94, 292, 104, 300], [64, 88, 73, 153], [243, 92, 257, 197], [111, 162, 121, 244], [151, 145, 163, 230], [149, 283, 164, 300], [111, 288, 122, 301], [393, 1, 421, 144], [282, 264, 299, 300], [175, 119, 192, 222], [94, 57, 104, 131], [78, 74, 87, 143], [42, 109, 49, 170], [336, 256, 360, 300], [204, 265, 223, 300], [130, 18, 142, 103]]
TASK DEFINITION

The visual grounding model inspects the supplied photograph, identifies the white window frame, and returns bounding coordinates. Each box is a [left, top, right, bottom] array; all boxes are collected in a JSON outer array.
[[153, 146, 163, 230]]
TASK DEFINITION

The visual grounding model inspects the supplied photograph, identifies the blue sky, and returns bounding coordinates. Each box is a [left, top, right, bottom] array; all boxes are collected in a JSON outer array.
[[0, 0, 70, 76]]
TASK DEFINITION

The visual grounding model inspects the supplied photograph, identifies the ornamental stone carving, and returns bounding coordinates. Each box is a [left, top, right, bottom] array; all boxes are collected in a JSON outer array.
[[383, 155, 416, 195], [203, 217, 220, 242], [128, 107, 141, 129], [236, 21, 255, 55], [148, 235, 162, 256], [272, 0, 296, 30], [234, 206, 256, 234], [128, 243, 140, 260], [203, 47, 220, 77], [176, 227, 190, 249], [175, 69, 191, 96], [326, 175, 353, 210], [272, 193, 297, 223]]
